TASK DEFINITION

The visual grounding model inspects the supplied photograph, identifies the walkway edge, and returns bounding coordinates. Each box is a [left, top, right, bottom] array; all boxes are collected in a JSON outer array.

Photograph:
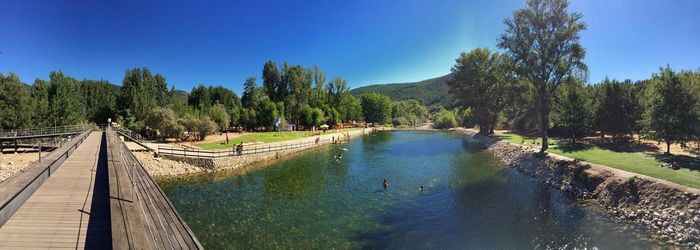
[[0, 129, 92, 227]]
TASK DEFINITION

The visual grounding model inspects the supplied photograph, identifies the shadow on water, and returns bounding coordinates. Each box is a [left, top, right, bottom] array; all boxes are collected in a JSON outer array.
[[84, 132, 112, 248]]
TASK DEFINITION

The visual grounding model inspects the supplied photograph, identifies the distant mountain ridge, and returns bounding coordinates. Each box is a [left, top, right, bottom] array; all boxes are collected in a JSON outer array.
[[350, 74, 453, 106]]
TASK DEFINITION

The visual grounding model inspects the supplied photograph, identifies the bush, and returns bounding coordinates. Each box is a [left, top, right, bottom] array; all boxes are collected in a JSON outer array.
[[392, 117, 410, 127], [434, 109, 458, 129]]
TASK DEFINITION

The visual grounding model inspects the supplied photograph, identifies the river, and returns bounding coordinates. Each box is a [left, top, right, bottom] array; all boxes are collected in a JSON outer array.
[[160, 131, 661, 249]]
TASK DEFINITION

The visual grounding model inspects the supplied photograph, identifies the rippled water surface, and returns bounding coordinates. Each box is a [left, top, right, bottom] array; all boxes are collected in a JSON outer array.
[[160, 131, 661, 249]]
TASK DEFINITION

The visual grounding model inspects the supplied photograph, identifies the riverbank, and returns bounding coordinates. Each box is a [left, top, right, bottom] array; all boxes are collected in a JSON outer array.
[[135, 127, 381, 178], [453, 128, 700, 248], [0, 152, 43, 182]]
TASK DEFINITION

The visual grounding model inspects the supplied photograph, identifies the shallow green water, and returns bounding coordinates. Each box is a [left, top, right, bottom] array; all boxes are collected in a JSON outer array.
[[160, 131, 661, 249]]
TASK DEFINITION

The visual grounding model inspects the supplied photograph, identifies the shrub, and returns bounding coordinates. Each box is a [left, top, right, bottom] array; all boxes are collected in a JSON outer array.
[[434, 109, 458, 129]]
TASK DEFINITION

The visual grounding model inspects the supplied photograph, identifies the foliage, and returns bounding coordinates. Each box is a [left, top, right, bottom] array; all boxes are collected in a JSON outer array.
[[434, 109, 458, 129], [0, 73, 32, 129], [643, 66, 700, 153], [144, 107, 184, 140], [49, 71, 85, 126], [447, 48, 511, 134], [498, 0, 587, 153], [197, 116, 218, 140], [551, 76, 592, 143], [361, 93, 392, 124], [592, 78, 641, 140], [209, 103, 230, 131]]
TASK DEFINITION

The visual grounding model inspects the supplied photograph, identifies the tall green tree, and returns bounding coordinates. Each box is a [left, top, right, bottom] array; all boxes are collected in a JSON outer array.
[[80, 79, 119, 124], [30, 79, 51, 127], [643, 66, 700, 154], [118, 67, 168, 123], [48, 71, 85, 126], [551, 76, 592, 143], [241, 77, 259, 108], [262, 61, 281, 101], [593, 79, 640, 141], [447, 48, 511, 134], [498, 0, 587, 153], [361, 93, 392, 124], [0, 73, 32, 129]]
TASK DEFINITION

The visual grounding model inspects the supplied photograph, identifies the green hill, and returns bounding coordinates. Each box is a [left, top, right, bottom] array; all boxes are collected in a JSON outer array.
[[350, 74, 452, 107]]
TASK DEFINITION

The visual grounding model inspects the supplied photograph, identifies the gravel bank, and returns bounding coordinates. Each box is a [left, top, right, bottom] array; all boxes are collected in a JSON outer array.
[[453, 128, 700, 249], [0, 152, 43, 182]]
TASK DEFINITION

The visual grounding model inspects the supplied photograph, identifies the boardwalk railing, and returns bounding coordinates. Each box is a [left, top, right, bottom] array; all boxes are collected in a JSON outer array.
[[0, 125, 89, 139], [0, 129, 92, 227], [158, 138, 337, 159], [106, 128, 203, 249], [114, 127, 152, 152]]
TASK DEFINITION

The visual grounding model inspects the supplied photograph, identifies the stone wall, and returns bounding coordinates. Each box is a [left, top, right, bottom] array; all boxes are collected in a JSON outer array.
[[453, 128, 700, 248]]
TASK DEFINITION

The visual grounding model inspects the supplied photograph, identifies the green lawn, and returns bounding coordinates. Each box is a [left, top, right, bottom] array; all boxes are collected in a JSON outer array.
[[495, 133, 700, 189], [196, 128, 359, 149]]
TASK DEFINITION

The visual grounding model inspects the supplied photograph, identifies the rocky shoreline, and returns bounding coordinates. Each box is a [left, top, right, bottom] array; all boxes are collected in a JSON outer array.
[[453, 128, 700, 248]]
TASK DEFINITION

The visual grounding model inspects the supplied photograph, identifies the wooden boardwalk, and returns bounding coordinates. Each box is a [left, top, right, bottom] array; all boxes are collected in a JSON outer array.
[[0, 132, 111, 248]]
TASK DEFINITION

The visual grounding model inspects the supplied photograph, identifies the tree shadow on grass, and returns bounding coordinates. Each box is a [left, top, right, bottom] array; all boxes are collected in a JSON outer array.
[[554, 142, 593, 153], [655, 154, 700, 172]]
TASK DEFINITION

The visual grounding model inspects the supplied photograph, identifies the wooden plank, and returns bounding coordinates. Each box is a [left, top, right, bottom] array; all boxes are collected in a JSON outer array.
[[0, 131, 112, 248]]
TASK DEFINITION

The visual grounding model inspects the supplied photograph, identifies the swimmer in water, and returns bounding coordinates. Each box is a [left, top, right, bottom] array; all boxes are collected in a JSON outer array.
[[383, 179, 389, 189], [419, 186, 424, 192]]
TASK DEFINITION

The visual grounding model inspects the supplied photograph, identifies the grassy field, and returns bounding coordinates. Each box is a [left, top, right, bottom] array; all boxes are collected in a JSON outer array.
[[495, 133, 700, 189], [196, 128, 359, 149]]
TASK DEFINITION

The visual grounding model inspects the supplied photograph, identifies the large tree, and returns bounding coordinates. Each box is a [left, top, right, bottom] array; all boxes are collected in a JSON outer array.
[[447, 48, 511, 134], [551, 76, 592, 144], [0, 73, 32, 129], [593, 79, 640, 141], [361, 93, 392, 124], [48, 71, 85, 126], [498, 0, 587, 153], [262, 61, 281, 101], [643, 66, 700, 154]]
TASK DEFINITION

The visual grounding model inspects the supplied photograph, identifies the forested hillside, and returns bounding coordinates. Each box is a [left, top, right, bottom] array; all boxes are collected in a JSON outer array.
[[350, 74, 452, 107]]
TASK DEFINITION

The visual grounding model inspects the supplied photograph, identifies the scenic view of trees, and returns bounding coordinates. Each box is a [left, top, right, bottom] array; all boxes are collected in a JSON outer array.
[[0, 62, 430, 141], [445, 0, 700, 154]]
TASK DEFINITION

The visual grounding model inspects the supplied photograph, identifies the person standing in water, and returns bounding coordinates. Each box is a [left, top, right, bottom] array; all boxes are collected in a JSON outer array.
[[383, 179, 389, 189]]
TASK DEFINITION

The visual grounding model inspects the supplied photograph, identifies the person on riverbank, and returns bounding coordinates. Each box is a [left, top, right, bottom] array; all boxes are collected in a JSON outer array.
[[383, 179, 389, 189], [236, 142, 244, 155], [226, 132, 229, 144]]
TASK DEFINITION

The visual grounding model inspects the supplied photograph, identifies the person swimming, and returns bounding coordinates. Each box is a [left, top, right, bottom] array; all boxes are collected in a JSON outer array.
[[383, 179, 389, 189], [419, 186, 424, 192]]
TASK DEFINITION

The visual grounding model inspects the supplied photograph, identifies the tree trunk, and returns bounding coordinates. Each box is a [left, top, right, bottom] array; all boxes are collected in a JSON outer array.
[[666, 142, 671, 154], [538, 84, 549, 154], [572, 133, 576, 144]]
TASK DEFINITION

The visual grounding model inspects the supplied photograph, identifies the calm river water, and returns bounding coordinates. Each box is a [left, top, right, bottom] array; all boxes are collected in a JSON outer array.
[[160, 131, 661, 249]]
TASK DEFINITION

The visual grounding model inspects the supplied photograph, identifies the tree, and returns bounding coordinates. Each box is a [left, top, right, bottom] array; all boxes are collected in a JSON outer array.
[[498, 0, 587, 153], [361, 93, 392, 124], [643, 66, 700, 154], [241, 77, 259, 109], [80, 79, 119, 124], [447, 48, 511, 134], [551, 76, 592, 143], [188, 85, 211, 110], [209, 103, 230, 131], [48, 71, 85, 126], [256, 97, 279, 130], [310, 66, 327, 108], [338, 94, 363, 122], [0, 73, 32, 129], [434, 109, 458, 129], [144, 107, 184, 140], [197, 116, 218, 140], [593, 79, 639, 141], [326, 77, 349, 108], [118, 67, 169, 124], [30, 79, 51, 127], [262, 61, 281, 101]]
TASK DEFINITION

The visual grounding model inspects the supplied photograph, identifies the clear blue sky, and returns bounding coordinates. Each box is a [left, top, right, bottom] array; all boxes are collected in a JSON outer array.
[[1, 0, 698, 93]]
